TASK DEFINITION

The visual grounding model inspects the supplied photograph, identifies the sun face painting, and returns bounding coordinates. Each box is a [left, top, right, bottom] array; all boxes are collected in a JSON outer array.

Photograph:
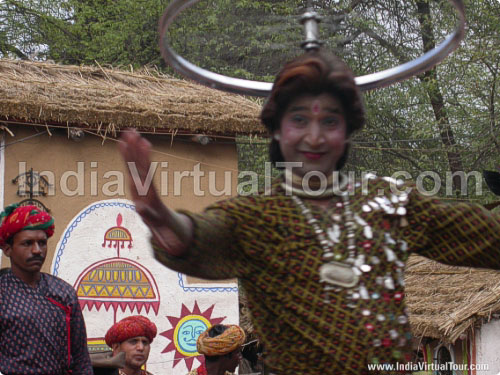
[[174, 315, 211, 356], [161, 302, 226, 370]]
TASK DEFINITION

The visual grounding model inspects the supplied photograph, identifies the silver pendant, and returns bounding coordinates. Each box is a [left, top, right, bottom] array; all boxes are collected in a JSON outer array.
[[384, 275, 395, 290], [384, 246, 397, 262], [327, 224, 341, 243], [396, 206, 407, 215], [331, 214, 342, 222], [354, 254, 366, 268], [363, 225, 373, 239], [354, 214, 368, 226], [384, 232, 396, 245], [319, 261, 359, 288], [359, 284, 370, 299]]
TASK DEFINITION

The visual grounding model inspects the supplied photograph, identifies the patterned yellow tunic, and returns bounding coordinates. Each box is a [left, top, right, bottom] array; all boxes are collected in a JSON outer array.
[[153, 176, 500, 375]]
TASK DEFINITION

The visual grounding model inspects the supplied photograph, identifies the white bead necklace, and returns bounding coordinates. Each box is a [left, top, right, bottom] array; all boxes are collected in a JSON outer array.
[[292, 191, 372, 295]]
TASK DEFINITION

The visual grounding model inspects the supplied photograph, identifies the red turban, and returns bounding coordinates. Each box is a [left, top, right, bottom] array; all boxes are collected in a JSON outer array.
[[0, 203, 54, 247], [105, 316, 157, 347]]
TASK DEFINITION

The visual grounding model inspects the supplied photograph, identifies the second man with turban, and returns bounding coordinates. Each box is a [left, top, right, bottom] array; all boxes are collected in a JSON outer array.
[[105, 316, 158, 375], [190, 324, 246, 375]]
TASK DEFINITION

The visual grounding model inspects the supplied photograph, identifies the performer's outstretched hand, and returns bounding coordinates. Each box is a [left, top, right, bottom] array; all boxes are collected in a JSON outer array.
[[118, 129, 192, 256]]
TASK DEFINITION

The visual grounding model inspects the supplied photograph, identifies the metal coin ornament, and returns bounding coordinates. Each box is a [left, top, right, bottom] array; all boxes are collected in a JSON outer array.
[[159, 0, 465, 97], [319, 262, 359, 288]]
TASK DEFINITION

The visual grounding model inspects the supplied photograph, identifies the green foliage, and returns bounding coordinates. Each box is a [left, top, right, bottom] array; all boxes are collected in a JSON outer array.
[[1, 0, 499, 203], [0, 0, 167, 67]]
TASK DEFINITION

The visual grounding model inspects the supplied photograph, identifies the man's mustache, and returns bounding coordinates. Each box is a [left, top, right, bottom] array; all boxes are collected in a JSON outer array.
[[27, 256, 45, 262]]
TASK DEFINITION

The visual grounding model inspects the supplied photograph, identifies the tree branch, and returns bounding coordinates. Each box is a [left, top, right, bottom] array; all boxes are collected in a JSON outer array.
[[4, 0, 77, 40], [0, 39, 29, 59]]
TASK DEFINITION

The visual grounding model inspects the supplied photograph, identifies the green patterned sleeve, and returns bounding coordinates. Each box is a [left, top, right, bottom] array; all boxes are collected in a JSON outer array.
[[152, 197, 258, 280], [406, 188, 500, 268]]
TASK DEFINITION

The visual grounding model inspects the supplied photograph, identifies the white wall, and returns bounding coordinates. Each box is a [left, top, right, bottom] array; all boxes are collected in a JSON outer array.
[[51, 199, 239, 375], [476, 319, 500, 375]]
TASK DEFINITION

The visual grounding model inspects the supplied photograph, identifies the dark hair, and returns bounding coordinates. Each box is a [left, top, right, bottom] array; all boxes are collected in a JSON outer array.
[[208, 324, 228, 338], [204, 324, 233, 363], [5, 236, 13, 246], [261, 49, 365, 169]]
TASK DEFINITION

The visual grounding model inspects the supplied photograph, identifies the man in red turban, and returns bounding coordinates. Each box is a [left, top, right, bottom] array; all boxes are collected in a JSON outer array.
[[0, 203, 92, 374], [105, 316, 157, 375], [0, 203, 54, 247]]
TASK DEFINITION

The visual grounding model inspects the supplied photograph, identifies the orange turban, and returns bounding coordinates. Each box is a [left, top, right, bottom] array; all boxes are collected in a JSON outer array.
[[105, 316, 157, 346], [0, 203, 54, 246], [197, 325, 246, 356]]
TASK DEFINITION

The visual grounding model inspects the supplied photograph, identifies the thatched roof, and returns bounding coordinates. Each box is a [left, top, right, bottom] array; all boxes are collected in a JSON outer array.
[[0, 59, 264, 136], [406, 254, 500, 343]]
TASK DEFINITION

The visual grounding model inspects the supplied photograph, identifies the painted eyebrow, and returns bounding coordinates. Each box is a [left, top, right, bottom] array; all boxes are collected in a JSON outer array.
[[287, 105, 343, 114]]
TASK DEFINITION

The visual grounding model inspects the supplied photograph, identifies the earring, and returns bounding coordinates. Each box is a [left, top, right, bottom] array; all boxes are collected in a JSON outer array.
[[273, 134, 281, 141]]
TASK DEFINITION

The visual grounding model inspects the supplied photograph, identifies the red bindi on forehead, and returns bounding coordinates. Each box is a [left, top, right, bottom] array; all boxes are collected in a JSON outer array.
[[312, 102, 320, 114]]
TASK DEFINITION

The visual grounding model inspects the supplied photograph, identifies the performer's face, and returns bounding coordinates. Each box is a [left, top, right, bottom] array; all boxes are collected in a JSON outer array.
[[115, 336, 151, 370], [4, 230, 47, 277], [275, 93, 348, 178]]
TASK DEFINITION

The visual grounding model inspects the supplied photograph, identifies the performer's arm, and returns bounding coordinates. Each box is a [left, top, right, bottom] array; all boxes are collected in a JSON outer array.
[[69, 293, 93, 375], [151, 201, 250, 280], [120, 129, 262, 280], [119, 129, 193, 257], [407, 188, 500, 268]]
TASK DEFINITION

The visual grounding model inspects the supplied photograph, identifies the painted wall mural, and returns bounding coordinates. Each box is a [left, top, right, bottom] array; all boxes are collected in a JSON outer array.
[[161, 301, 226, 370], [51, 199, 239, 375], [74, 257, 161, 322]]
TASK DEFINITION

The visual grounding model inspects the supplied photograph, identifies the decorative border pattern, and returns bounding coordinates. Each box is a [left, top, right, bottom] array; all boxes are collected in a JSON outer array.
[[177, 273, 237, 293]]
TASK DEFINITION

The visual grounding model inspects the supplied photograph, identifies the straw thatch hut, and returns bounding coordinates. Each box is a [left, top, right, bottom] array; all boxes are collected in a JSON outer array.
[[0, 59, 264, 374], [405, 254, 500, 375], [404, 180, 500, 375], [0, 58, 264, 265], [0, 59, 264, 136]]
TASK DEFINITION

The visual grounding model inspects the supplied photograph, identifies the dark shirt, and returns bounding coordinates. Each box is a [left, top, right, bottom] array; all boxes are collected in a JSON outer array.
[[0, 269, 92, 375]]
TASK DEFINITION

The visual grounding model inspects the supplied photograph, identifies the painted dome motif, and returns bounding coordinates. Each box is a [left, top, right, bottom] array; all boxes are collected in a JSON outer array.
[[75, 258, 160, 315], [102, 213, 132, 253]]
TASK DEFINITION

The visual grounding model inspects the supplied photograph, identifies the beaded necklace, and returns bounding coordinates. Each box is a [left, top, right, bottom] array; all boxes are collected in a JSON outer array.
[[287, 173, 415, 359], [287, 173, 410, 309], [292, 190, 373, 298], [281, 172, 369, 300]]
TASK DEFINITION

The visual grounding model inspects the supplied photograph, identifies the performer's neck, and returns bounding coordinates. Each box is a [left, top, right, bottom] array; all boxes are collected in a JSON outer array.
[[281, 170, 349, 199]]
